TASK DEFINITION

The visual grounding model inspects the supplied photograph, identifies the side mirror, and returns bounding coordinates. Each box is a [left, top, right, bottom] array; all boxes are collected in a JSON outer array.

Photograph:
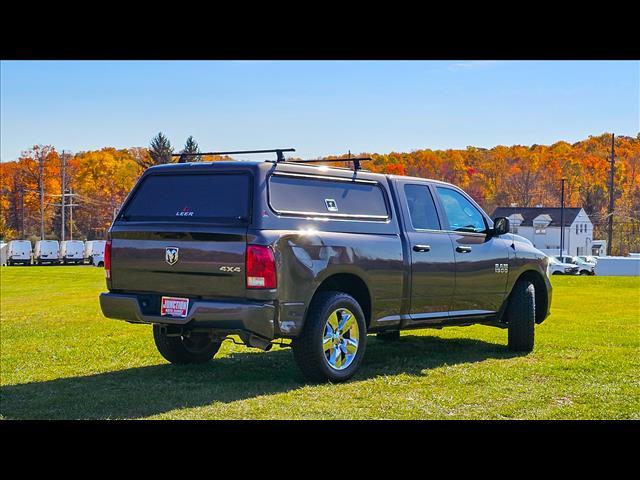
[[491, 217, 510, 236]]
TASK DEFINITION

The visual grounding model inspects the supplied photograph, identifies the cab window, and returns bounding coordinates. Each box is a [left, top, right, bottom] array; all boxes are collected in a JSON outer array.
[[436, 187, 486, 233], [404, 184, 441, 230]]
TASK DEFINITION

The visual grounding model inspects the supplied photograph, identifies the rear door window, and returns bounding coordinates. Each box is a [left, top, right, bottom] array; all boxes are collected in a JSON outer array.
[[122, 173, 251, 222], [403, 184, 441, 230], [269, 175, 389, 220]]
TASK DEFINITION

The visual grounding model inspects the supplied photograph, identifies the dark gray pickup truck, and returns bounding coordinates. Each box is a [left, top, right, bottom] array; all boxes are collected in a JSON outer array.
[[100, 152, 552, 382]]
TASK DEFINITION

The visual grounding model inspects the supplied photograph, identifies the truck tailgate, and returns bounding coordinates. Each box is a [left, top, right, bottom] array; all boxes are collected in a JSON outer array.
[[110, 227, 247, 298]]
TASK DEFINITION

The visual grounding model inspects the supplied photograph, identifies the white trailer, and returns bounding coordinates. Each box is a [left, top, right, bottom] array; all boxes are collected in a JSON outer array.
[[7, 240, 32, 265], [595, 257, 640, 276], [60, 240, 85, 265], [84, 240, 106, 265], [34, 240, 61, 265]]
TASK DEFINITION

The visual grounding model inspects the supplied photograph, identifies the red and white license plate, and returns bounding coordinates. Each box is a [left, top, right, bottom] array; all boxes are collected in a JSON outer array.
[[160, 296, 189, 318]]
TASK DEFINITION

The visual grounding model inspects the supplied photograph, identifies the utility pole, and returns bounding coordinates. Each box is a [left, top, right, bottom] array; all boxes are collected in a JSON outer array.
[[20, 187, 25, 238], [53, 187, 78, 241], [60, 151, 66, 242], [70, 190, 73, 240], [560, 178, 566, 257], [38, 150, 45, 240], [607, 133, 615, 256], [66, 188, 80, 240], [68, 188, 75, 240]]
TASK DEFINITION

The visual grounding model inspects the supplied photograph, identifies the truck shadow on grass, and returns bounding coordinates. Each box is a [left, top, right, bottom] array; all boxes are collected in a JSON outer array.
[[1, 335, 524, 419]]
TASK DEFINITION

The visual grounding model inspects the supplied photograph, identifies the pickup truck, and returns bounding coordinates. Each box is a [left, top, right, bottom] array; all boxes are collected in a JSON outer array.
[[100, 152, 552, 382], [555, 255, 595, 276]]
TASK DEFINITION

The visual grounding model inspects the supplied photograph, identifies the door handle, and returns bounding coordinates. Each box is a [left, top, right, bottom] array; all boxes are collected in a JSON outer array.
[[413, 245, 431, 252], [456, 246, 472, 253]]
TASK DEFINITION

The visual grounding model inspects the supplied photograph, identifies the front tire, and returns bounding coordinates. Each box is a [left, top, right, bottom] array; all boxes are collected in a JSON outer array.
[[507, 279, 536, 352], [292, 291, 367, 383], [153, 325, 222, 364]]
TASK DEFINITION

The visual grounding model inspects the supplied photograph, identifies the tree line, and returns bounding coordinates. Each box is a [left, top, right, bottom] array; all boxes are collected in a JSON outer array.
[[1, 132, 638, 254]]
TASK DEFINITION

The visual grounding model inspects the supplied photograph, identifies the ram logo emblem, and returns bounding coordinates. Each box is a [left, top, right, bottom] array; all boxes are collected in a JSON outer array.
[[165, 247, 179, 265]]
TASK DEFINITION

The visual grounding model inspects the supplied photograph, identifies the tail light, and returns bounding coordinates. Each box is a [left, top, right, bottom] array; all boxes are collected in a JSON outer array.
[[246, 245, 276, 289], [104, 239, 112, 279]]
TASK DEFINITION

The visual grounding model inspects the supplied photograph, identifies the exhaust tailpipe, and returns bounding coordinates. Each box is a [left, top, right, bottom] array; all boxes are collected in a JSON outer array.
[[242, 333, 273, 351]]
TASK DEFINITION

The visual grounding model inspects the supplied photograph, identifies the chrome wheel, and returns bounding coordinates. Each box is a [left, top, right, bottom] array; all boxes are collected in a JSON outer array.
[[323, 308, 359, 371]]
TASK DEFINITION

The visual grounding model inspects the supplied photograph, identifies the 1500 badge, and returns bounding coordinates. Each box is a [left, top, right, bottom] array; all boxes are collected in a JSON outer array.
[[495, 263, 509, 274]]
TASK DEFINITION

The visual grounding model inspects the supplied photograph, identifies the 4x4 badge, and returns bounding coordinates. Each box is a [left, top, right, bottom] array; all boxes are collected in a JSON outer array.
[[166, 247, 179, 265]]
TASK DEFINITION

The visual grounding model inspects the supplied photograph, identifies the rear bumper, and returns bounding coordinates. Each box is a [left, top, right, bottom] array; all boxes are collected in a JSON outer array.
[[99, 292, 275, 339], [9, 258, 30, 264], [63, 256, 83, 263], [37, 256, 59, 263]]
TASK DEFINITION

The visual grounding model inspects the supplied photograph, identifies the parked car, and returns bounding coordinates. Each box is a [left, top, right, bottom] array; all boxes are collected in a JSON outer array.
[[85, 240, 106, 265], [91, 253, 105, 267], [7, 240, 32, 266], [0, 241, 8, 266], [555, 255, 595, 275], [547, 256, 579, 275], [578, 255, 598, 264], [100, 153, 553, 382], [34, 240, 61, 265], [60, 240, 85, 264]]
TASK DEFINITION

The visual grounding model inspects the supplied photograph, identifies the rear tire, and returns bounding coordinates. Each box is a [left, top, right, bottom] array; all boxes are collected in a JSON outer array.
[[507, 279, 536, 352], [292, 291, 367, 383], [153, 325, 222, 364]]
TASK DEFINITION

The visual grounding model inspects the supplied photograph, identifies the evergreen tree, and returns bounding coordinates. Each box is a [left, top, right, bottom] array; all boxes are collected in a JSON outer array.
[[179, 136, 201, 163], [148, 132, 174, 166]]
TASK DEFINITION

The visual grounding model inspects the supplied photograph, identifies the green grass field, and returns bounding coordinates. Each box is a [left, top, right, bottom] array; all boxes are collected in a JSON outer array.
[[1, 266, 638, 419]]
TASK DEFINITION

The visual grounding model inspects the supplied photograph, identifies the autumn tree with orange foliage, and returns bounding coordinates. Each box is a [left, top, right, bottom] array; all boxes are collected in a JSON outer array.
[[1, 133, 638, 254], [366, 133, 640, 254]]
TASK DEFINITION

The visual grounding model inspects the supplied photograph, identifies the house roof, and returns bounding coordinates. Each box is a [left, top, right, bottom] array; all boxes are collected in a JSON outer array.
[[490, 207, 585, 227]]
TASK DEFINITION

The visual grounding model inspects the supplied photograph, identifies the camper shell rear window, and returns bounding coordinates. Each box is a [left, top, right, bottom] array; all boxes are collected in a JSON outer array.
[[268, 174, 390, 220], [121, 172, 251, 223]]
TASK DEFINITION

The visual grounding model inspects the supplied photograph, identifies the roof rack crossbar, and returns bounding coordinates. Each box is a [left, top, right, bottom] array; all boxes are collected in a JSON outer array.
[[288, 157, 372, 171], [172, 148, 295, 163]]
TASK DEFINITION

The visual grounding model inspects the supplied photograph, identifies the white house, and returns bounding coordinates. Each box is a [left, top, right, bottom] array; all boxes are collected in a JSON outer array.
[[491, 207, 594, 257]]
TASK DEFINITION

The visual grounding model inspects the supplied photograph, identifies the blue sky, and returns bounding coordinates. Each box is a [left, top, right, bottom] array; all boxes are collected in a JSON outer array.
[[1, 61, 638, 161]]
